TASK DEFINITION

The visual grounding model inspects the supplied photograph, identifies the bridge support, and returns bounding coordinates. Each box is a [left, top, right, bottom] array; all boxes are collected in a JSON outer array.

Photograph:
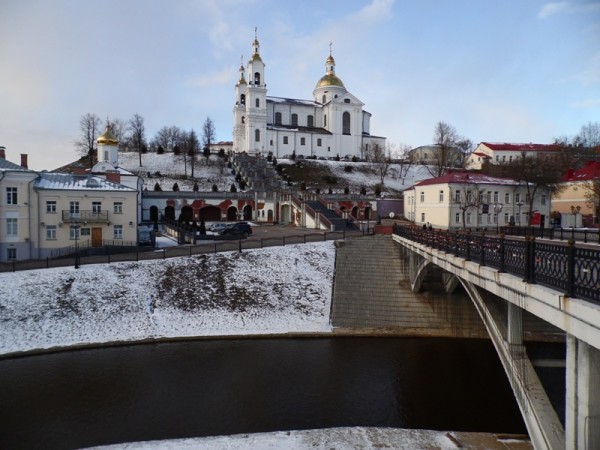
[[442, 272, 459, 294], [507, 303, 523, 347], [566, 335, 600, 450], [408, 251, 429, 293]]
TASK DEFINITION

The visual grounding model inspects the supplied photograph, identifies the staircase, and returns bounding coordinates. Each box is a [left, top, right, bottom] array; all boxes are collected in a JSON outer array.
[[305, 200, 347, 231], [331, 235, 488, 337]]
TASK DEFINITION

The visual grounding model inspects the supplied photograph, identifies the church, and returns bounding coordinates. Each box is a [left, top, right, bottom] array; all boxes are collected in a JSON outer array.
[[233, 33, 386, 159]]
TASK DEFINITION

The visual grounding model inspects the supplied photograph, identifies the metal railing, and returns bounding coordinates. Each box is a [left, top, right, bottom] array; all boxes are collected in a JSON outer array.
[[61, 210, 109, 223], [393, 224, 600, 304], [500, 226, 600, 244]]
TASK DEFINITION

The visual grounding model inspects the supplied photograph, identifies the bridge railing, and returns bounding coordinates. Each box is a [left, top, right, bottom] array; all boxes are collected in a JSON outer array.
[[393, 224, 600, 304]]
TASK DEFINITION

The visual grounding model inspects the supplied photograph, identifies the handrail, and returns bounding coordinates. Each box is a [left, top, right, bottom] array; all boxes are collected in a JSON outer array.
[[392, 224, 600, 304]]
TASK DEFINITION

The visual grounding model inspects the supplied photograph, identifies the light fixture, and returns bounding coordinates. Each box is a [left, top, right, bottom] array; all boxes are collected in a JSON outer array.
[[129, 221, 134, 227], [40, 222, 45, 227]]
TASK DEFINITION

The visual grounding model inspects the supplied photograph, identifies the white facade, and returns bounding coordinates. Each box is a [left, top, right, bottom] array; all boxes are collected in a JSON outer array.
[[233, 35, 385, 159], [404, 172, 552, 230], [466, 142, 563, 170]]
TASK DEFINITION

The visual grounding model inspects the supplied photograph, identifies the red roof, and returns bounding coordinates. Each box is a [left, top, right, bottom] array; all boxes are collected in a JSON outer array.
[[472, 152, 491, 158], [414, 171, 520, 187], [562, 161, 600, 182], [481, 142, 562, 152]]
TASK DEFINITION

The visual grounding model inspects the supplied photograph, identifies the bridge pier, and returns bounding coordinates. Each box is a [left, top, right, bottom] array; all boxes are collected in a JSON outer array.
[[566, 335, 600, 450], [507, 303, 523, 347]]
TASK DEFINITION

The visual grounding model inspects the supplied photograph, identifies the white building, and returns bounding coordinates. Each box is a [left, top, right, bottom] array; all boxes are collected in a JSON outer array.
[[466, 142, 563, 170], [404, 172, 551, 230], [233, 34, 386, 159]]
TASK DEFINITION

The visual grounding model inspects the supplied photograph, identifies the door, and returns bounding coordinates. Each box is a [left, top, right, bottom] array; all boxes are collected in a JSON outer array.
[[92, 228, 102, 247]]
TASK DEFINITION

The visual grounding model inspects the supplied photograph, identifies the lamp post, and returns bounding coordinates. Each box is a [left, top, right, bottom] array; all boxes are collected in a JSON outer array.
[[493, 203, 504, 234], [73, 223, 81, 269], [516, 200, 524, 226]]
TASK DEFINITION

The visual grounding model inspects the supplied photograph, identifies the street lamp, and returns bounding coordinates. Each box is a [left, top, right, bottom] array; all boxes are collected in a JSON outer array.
[[516, 200, 524, 226], [493, 203, 504, 234], [72, 223, 81, 269]]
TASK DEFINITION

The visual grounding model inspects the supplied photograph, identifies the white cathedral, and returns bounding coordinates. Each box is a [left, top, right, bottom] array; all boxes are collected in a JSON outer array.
[[233, 34, 386, 159]]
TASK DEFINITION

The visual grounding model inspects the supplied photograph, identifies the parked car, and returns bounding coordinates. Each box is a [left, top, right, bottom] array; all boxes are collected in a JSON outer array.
[[208, 223, 227, 233], [220, 222, 252, 238], [137, 226, 154, 246]]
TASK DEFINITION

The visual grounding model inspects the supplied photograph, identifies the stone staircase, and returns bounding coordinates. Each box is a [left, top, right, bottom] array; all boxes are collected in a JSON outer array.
[[305, 200, 347, 231], [331, 235, 489, 338]]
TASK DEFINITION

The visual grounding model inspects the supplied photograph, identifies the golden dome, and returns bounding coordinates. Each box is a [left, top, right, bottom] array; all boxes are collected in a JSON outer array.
[[97, 126, 119, 146], [316, 73, 345, 88]]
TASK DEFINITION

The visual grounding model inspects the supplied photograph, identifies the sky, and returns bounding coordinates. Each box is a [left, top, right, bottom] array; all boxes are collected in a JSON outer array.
[[1, 0, 599, 171]]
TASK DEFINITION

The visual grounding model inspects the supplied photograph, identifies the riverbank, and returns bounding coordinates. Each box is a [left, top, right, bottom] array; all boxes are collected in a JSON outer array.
[[0, 242, 334, 357]]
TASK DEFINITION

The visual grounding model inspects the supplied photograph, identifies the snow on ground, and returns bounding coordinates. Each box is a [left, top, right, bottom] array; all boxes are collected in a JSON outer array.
[[0, 242, 335, 356]]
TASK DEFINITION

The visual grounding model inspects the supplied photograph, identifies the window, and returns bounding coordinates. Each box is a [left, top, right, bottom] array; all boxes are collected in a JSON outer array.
[[455, 190, 461, 202], [104, 150, 109, 161], [509, 155, 513, 162], [496, 155, 499, 162], [526, 193, 531, 203], [342, 112, 351, 135], [439, 190, 444, 202], [493, 191, 499, 203], [420, 191, 425, 203], [324, 114, 327, 127], [344, 98, 350, 103], [488, 214, 493, 224], [504, 212, 510, 223], [7, 248, 16, 260], [6, 187, 17, 205], [317, 139, 322, 147], [322, 94, 326, 104], [255, 98, 260, 108], [92, 201, 102, 213], [541, 194, 547, 205], [291, 114, 298, 126], [6, 218, 17, 236], [307, 115, 314, 127], [46, 226, 57, 240], [466, 191, 472, 203], [275, 112, 282, 125], [114, 225, 123, 240], [69, 226, 80, 240], [46, 201, 57, 213], [504, 193, 511, 204], [114, 202, 123, 214], [486, 192, 492, 204], [467, 213, 472, 224], [515, 193, 521, 203], [421, 213, 425, 222], [255, 129, 260, 142], [300, 137, 306, 146], [241, 116, 245, 124], [502, 155, 506, 162], [240, 94, 245, 105], [455, 213, 461, 224], [70, 201, 80, 214], [254, 72, 260, 85], [283, 136, 288, 145]]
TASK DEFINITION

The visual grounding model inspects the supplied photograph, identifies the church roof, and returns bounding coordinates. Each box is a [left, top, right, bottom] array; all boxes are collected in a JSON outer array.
[[481, 142, 562, 152], [268, 124, 332, 135], [316, 73, 345, 88], [97, 126, 119, 146], [267, 96, 320, 107]]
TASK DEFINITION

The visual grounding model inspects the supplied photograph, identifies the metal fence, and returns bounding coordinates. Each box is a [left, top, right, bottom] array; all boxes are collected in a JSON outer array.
[[0, 230, 366, 274], [393, 224, 600, 304], [500, 226, 600, 244]]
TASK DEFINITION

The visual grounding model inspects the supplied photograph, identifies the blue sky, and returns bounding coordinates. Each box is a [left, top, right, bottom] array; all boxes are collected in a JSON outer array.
[[1, 0, 599, 170]]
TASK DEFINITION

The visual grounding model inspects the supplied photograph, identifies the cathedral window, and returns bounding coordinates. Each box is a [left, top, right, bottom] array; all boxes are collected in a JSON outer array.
[[241, 116, 245, 124], [322, 94, 326, 104], [343, 112, 351, 135], [344, 99, 350, 103], [240, 94, 245, 105], [291, 114, 298, 126], [300, 138, 305, 146], [255, 129, 260, 142], [307, 115, 314, 127], [317, 139, 322, 147], [254, 72, 260, 85], [256, 98, 260, 108], [283, 136, 289, 145], [275, 112, 282, 125], [324, 115, 327, 127]]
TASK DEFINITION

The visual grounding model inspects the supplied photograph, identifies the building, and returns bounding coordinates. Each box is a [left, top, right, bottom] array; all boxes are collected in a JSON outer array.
[[465, 142, 563, 170], [404, 172, 551, 230], [233, 34, 386, 159], [553, 161, 600, 227], [408, 145, 464, 167]]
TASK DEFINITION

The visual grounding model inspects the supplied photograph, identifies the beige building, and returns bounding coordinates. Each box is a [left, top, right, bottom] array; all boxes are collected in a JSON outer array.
[[466, 142, 563, 170], [404, 172, 551, 230], [552, 161, 600, 227]]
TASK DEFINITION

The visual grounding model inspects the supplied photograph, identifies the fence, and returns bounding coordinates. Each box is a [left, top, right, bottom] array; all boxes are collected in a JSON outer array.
[[393, 224, 600, 304], [500, 226, 600, 244], [0, 230, 366, 274]]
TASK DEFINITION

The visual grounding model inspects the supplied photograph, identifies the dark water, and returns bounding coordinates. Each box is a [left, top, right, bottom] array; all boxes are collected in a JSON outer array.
[[0, 337, 526, 449]]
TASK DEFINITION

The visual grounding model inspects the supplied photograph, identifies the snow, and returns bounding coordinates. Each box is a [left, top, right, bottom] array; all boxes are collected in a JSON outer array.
[[0, 242, 335, 356]]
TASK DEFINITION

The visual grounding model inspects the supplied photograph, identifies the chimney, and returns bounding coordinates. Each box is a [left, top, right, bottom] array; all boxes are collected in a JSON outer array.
[[105, 170, 121, 184], [0, 146, 6, 159], [20, 153, 28, 169]]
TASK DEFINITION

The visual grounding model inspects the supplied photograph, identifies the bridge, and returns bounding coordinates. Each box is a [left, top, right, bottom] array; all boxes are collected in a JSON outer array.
[[392, 225, 600, 450]]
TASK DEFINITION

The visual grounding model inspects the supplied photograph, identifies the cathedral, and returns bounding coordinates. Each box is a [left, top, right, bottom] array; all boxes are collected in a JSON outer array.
[[233, 33, 386, 159]]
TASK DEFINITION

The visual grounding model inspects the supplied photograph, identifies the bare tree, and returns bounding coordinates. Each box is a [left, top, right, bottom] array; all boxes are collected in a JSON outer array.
[[127, 113, 146, 166], [74, 113, 101, 168], [452, 175, 486, 230], [576, 121, 600, 148], [186, 129, 200, 179], [366, 143, 392, 186], [152, 126, 182, 153], [202, 117, 216, 164], [393, 143, 413, 185], [426, 121, 467, 177], [107, 117, 127, 149]]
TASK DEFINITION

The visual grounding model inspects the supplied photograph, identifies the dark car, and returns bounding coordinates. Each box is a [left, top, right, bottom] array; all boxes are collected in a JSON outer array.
[[220, 222, 252, 238]]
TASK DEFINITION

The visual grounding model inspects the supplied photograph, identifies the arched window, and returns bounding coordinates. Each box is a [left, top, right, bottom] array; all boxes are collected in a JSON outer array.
[[240, 94, 245, 105], [275, 112, 282, 125], [256, 98, 260, 108], [254, 72, 260, 85], [255, 129, 260, 142], [322, 94, 326, 104], [324, 114, 327, 127], [307, 115, 314, 127], [291, 114, 298, 126], [343, 112, 351, 135]]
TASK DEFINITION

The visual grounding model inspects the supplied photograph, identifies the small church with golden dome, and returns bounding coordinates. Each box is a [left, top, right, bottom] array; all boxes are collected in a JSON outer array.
[[233, 34, 386, 159]]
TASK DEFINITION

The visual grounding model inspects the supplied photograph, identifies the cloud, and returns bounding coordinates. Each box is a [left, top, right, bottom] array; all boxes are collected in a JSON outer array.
[[573, 98, 600, 108], [538, 1, 570, 19], [185, 66, 235, 88], [353, 0, 395, 23]]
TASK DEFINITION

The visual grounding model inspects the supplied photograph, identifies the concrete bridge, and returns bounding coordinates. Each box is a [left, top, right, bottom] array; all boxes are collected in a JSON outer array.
[[389, 225, 600, 450]]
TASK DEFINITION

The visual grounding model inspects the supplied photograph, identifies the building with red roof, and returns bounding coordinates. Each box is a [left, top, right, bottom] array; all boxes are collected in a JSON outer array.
[[553, 161, 600, 227], [465, 142, 563, 170]]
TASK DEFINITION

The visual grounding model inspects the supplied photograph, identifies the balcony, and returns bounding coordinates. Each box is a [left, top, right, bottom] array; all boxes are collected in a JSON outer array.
[[62, 210, 109, 223]]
